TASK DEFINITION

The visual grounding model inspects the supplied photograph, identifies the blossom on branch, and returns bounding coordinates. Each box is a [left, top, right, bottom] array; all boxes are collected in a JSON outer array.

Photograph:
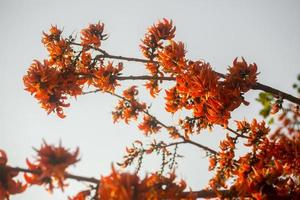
[[81, 22, 107, 48], [209, 119, 300, 199], [68, 190, 91, 200], [140, 18, 176, 59], [112, 86, 146, 124], [42, 26, 74, 68], [92, 62, 123, 93], [0, 150, 26, 200], [158, 40, 186, 75], [24, 142, 79, 192], [138, 115, 161, 135], [23, 60, 83, 118], [97, 167, 195, 200], [224, 57, 258, 93]]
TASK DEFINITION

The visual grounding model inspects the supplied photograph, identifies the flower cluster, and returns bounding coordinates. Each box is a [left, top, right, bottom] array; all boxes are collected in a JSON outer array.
[[138, 115, 161, 135], [97, 167, 195, 200], [157, 40, 186, 75], [140, 18, 176, 60], [23, 60, 80, 118], [68, 190, 90, 200], [224, 57, 258, 93], [112, 86, 146, 123], [209, 119, 300, 199], [81, 22, 107, 48], [0, 150, 26, 200], [24, 142, 79, 192], [42, 25, 74, 68], [140, 19, 258, 133], [165, 58, 257, 133], [140, 19, 178, 97], [24, 25, 123, 118], [92, 62, 123, 93]]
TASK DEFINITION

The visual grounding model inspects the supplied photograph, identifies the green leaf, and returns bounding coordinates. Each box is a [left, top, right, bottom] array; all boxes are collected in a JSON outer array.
[[268, 118, 274, 125]]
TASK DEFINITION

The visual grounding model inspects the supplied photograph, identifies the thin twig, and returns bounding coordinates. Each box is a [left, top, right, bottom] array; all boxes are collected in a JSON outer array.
[[226, 127, 249, 139], [105, 90, 217, 155]]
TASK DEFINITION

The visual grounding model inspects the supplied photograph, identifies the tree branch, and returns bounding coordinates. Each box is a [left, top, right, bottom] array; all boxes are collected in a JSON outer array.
[[10, 166, 238, 198], [226, 127, 249, 139], [115, 75, 175, 81], [10, 167, 99, 184], [252, 82, 300, 105]]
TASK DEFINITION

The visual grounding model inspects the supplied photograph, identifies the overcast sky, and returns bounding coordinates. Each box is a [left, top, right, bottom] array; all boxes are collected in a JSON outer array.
[[1, 0, 300, 199]]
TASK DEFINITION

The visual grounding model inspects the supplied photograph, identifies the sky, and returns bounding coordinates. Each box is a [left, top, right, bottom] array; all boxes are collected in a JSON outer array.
[[1, 0, 300, 199]]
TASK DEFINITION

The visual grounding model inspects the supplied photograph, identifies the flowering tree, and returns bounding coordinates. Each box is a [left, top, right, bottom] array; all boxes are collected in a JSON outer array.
[[1, 19, 300, 199]]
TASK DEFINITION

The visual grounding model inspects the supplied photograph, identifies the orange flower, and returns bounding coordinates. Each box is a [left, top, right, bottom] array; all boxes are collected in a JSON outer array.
[[235, 120, 250, 133], [208, 156, 217, 171], [81, 22, 107, 48], [92, 62, 123, 92], [138, 115, 161, 135], [145, 63, 159, 75], [244, 119, 270, 146], [148, 18, 176, 41], [225, 57, 258, 93], [42, 26, 74, 68], [177, 61, 219, 99], [98, 167, 195, 200], [0, 150, 26, 200], [24, 142, 79, 192], [98, 167, 140, 200], [139, 173, 195, 199], [112, 100, 146, 124], [165, 86, 184, 113], [112, 87, 146, 124], [68, 190, 91, 200], [145, 80, 161, 98], [42, 25, 62, 45], [46, 39, 73, 67], [80, 51, 92, 67], [23, 60, 68, 118], [122, 86, 138, 100], [140, 18, 176, 59], [174, 61, 232, 128], [158, 40, 186, 75], [23, 60, 85, 118]]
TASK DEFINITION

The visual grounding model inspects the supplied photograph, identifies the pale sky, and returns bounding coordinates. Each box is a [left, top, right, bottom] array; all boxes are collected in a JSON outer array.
[[1, 0, 300, 199]]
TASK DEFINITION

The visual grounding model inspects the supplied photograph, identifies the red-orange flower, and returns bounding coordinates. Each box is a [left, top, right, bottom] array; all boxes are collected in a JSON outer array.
[[158, 40, 186, 75], [92, 62, 123, 92], [140, 18, 176, 59], [68, 190, 91, 200], [42, 25, 62, 45], [225, 57, 258, 93], [97, 167, 195, 200], [24, 142, 79, 192], [138, 115, 161, 135], [0, 150, 26, 200], [42, 26, 74, 68], [23, 60, 85, 118], [46, 39, 73, 67], [174, 61, 230, 127], [112, 86, 147, 123], [145, 80, 161, 98], [80, 51, 92, 67], [81, 22, 107, 48], [148, 18, 176, 41], [165, 86, 185, 113]]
